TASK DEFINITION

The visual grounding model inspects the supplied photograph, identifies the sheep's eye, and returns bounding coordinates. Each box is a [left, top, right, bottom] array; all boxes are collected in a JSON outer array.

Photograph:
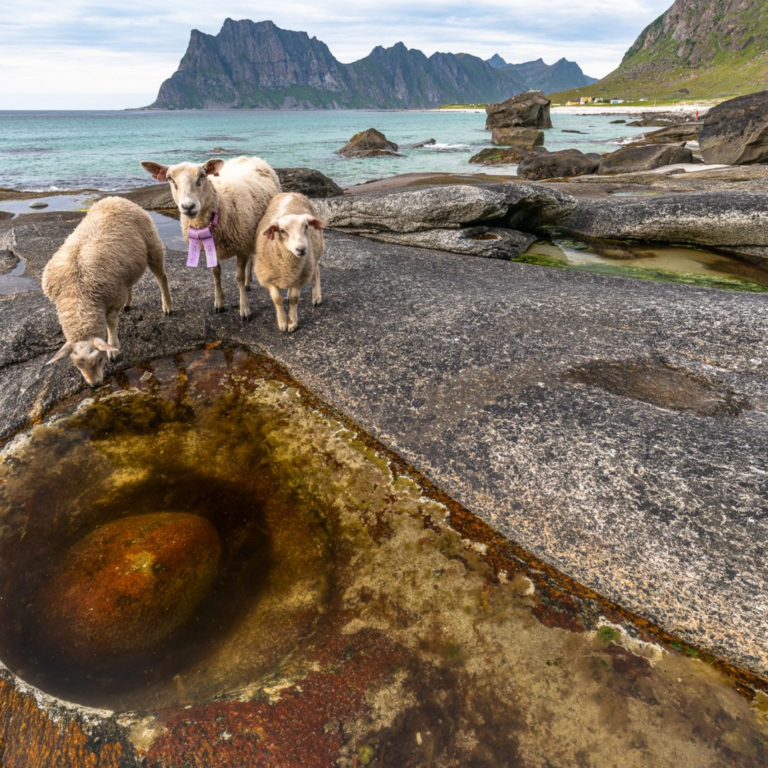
[[279, 229, 285, 236], [168, 178, 175, 187], [197, 177, 204, 186]]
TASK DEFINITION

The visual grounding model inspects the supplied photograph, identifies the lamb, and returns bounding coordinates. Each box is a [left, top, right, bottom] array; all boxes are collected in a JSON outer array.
[[139, 155, 280, 321], [42, 196, 172, 386], [255, 193, 325, 333]]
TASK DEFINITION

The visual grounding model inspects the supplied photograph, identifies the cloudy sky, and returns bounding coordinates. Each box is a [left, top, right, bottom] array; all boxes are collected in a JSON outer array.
[[1, 1, 673, 109]]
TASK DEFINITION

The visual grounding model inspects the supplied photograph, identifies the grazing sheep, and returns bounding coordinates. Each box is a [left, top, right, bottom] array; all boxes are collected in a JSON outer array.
[[139, 155, 280, 320], [255, 193, 325, 333], [42, 196, 172, 386]]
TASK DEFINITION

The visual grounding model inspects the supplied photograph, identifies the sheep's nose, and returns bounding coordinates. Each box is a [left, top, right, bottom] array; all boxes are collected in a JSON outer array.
[[181, 202, 196, 213], [296, 247, 307, 256]]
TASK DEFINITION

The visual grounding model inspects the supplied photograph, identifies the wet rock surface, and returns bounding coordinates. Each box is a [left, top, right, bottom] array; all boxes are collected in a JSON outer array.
[[627, 122, 702, 146], [337, 127, 402, 158], [1, 211, 767, 693], [491, 126, 545, 148], [469, 146, 532, 165], [275, 166, 344, 198]]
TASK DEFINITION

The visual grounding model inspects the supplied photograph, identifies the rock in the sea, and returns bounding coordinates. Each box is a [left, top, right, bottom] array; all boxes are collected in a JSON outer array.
[[492, 127, 544, 148], [485, 90, 553, 130], [597, 144, 693, 175], [358, 226, 536, 259], [518, 149, 599, 180], [338, 128, 403, 158], [610, 120, 626, 124], [40, 512, 222, 660], [469, 147, 529, 165], [699, 91, 768, 165], [628, 123, 701, 147], [277, 167, 344, 198], [556, 191, 768, 265], [562, 129, 587, 134], [28, 201, 48, 209], [409, 139, 437, 148], [314, 183, 576, 236]]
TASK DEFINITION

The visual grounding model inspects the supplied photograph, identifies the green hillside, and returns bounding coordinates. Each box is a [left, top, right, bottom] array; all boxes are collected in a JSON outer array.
[[550, 0, 768, 103]]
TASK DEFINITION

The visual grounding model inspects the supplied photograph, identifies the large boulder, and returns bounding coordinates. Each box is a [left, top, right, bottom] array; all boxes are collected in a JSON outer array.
[[485, 90, 552, 131], [517, 149, 599, 181], [313, 183, 576, 235], [597, 144, 693, 175], [276, 167, 343, 198], [699, 91, 768, 165], [338, 128, 403, 158], [556, 191, 768, 265], [491, 128, 545, 148]]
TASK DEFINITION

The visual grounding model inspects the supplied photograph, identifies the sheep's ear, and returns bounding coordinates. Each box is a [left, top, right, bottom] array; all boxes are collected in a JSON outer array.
[[307, 217, 325, 231], [46, 343, 72, 365], [140, 161, 169, 182], [203, 159, 225, 177], [93, 339, 119, 354], [263, 224, 279, 241]]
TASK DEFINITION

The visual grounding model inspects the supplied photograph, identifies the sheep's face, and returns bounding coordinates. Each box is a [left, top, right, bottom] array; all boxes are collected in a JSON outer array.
[[140, 159, 225, 220], [47, 339, 118, 387], [264, 214, 324, 259]]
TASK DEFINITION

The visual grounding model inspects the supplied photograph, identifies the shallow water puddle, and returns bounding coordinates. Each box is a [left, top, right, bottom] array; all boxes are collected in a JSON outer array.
[[0, 193, 96, 217], [0, 255, 39, 296], [0, 349, 766, 767], [518, 239, 768, 292]]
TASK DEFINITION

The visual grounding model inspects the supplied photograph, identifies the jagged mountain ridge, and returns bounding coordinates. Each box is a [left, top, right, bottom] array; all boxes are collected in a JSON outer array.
[[148, 19, 542, 109], [551, 0, 768, 100], [486, 55, 597, 93]]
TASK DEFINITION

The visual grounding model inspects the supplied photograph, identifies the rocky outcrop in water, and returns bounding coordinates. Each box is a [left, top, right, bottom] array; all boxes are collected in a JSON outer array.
[[469, 147, 533, 165], [276, 167, 344, 198], [517, 150, 599, 181], [338, 129, 402, 159], [597, 144, 694, 175], [485, 90, 553, 131], [628, 123, 702, 147], [699, 91, 768, 165], [491, 127, 545, 148], [147, 19, 531, 110]]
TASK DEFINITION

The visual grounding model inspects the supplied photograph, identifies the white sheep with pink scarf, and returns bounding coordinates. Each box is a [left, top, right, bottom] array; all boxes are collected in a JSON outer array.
[[140, 155, 281, 321]]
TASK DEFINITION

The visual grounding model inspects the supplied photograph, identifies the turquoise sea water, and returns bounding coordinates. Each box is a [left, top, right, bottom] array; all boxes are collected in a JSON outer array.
[[0, 110, 647, 191]]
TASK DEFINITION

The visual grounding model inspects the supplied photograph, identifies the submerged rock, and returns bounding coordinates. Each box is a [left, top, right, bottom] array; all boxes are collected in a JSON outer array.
[[469, 147, 539, 165], [338, 128, 403, 158], [485, 90, 552, 130], [492, 127, 544, 148], [517, 149, 599, 180], [597, 144, 693, 175], [40, 512, 222, 660], [699, 91, 768, 165], [28, 201, 49, 210]]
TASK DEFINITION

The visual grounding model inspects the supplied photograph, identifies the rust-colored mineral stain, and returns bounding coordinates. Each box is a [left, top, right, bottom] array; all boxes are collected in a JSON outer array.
[[41, 512, 222, 659]]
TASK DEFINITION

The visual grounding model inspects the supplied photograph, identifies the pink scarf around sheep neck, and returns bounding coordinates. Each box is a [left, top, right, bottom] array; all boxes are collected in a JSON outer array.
[[187, 211, 219, 269]]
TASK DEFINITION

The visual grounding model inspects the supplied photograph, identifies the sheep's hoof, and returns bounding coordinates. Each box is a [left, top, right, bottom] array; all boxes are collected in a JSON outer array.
[[313, 299, 322, 307], [123, 305, 131, 313], [245, 285, 252, 293], [108, 351, 121, 363], [241, 313, 251, 323], [214, 306, 226, 314], [287, 324, 297, 333], [164, 309, 173, 317]]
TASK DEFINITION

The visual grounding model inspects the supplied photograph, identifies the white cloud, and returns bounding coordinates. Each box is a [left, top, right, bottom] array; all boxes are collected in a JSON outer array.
[[0, 1, 674, 109]]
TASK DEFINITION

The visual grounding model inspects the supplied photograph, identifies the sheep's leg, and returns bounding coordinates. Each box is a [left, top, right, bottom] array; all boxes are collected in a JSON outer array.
[[287, 287, 301, 333], [244, 254, 253, 292], [235, 253, 251, 321], [267, 284, 288, 332], [212, 265, 226, 313], [123, 287, 133, 312], [312, 265, 322, 306], [106, 309, 120, 361], [147, 263, 173, 316]]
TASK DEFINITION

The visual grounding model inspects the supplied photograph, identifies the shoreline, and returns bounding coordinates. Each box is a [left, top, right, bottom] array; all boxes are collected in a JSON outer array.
[[438, 104, 712, 115]]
